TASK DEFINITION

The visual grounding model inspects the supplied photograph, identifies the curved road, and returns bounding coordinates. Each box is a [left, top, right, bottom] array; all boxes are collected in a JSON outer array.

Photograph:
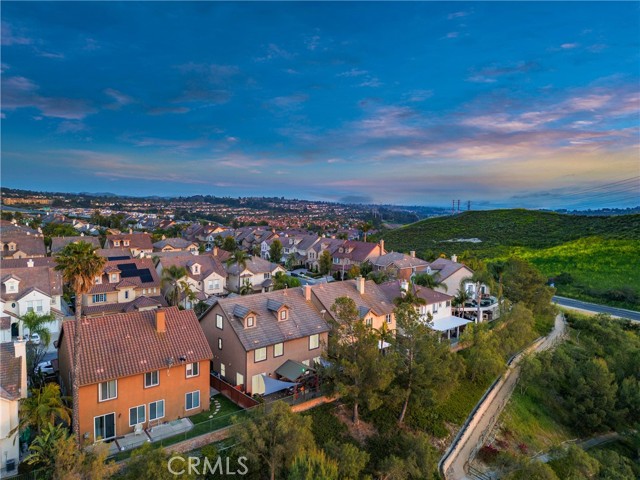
[[444, 314, 566, 480], [553, 296, 640, 322]]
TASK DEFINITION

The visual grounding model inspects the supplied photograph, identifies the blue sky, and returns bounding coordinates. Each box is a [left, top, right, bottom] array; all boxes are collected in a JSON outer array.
[[2, 2, 639, 209]]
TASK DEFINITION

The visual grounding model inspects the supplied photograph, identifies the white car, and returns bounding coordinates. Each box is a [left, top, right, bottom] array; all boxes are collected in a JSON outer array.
[[30, 333, 41, 345], [36, 361, 55, 376]]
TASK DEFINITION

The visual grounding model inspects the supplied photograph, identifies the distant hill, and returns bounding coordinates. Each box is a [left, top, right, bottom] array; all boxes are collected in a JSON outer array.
[[383, 209, 640, 310]]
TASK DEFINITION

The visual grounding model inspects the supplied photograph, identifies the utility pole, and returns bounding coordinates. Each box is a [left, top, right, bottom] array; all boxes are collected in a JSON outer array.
[[452, 199, 455, 215], [457, 199, 460, 212], [467, 200, 471, 211]]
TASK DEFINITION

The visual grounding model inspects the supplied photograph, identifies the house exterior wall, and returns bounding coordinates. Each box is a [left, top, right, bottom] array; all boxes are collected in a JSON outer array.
[[0, 398, 19, 475], [438, 267, 474, 295], [4, 290, 62, 335], [73, 360, 210, 442]]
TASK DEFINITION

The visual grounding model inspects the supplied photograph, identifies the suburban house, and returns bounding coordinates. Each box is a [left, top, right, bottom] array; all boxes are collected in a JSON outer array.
[[379, 280, 470, 341], [96, 248, 133, 261], [427, 255, 475, 294], [0, 259, 67, 341], [82, 258, 165, 317], [281, 234, 320, 267], [50, 235, 102, 255], [306, 237, 344, 272], [331, 240, 386, 278], [156, 254, 227, 308], [200, 287, 330, 395], [57, 308, 212, 443], [369, 251, 430, 280], [310, 277, 396, 333], [152, 237, 198, 253], [0, 340, 27, 477], [225, 256, 286, 294], [0, 231, 46, 259], [104, 232, 153, 257]]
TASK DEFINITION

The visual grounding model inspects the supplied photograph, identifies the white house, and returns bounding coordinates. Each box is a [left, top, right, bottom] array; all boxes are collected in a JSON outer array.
[[226, 256, 286, 293], [0, 340, 27, 477]]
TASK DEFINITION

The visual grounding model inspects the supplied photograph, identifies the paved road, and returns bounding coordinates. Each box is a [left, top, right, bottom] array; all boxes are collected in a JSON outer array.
[[445, 314, 566, 480], [553, 296, 640, 322]]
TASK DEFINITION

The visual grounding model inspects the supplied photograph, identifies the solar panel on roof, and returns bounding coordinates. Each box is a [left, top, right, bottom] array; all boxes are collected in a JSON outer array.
[[117, 263, 137, 271], [138, 269, 153, 283], [107, 256, 130, 261]]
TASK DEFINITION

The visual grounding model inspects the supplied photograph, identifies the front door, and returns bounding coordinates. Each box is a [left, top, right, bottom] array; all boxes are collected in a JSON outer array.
[[94, 413, 116, 441]]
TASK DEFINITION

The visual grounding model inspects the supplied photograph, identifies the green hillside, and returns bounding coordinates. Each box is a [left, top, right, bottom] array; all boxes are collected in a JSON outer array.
[[382, 210, 640, 310]]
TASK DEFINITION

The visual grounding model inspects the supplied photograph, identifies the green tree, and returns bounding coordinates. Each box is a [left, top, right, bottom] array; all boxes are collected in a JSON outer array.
[[226, 250, 250, 292], [323, 297, 395, 424], [285, 253, 297, 270], [462, 325, 504, 383], [20, 311, 55, 385], [497, 303, 536, 358], [413, 272, 447, 291], [502, 258, 555, 318], [503, 459, 560, 480], [222, 236, 237, 252], [361, 222, 373, 242], [273, 272, 302, 290], [161, 265, 188, 307], [323, 441, 369, 480], [549, 445, 600, 480], [232, 401, 314, 480], [54, 241, 106, 443], [269, 239, 284, 263], [19, 384, 71, 436], [288, 448, 339, 480], [122, 442, 194, 480], [319, 250, 332, 276], [346, 265, 360, 279]]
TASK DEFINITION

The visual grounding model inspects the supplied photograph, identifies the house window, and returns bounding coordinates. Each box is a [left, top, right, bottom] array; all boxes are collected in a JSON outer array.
[[110, 274, 118, 282], [185, 391, 200, 410], [94, 413, 116, 441], [114, 241, 120, 247], [216, 314, 223, 330], [93, 294, 106, 303], [309, 334, 319, 350], [95, 276, 101, 284], [280, 310, 287, 320], [220, 363, 226, 377], [218, 338, 223, 350], [274, 343, 284, 357], [246, 316, 255, 328], [125, 290, 129, 299], [129, 405, 145, 426], [208, 280, 214, 290], [149, 400, 165, 421], [264, 273, 271, 280], [213, 280, 220, 289], [186, 362, 199, 378], [386, 314, 392, 324], [26, 300, 43, 313], [98, 380, 117, 402], [365, 318, 373, 327], [254, 347, 267, 363], [446, 301, 451, 307], [144, 371, 159, 388], [433, 303, 439, 313], [7, 283, 16, 292], [124, 240, 130, 247]]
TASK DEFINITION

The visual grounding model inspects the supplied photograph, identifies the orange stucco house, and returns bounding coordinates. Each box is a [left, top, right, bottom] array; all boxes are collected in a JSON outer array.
[[58, 307, 212, 443]]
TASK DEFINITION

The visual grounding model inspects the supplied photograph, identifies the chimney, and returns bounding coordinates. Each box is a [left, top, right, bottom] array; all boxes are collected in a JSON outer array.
[[410, 251, 415, 258], [379, 239, 385, 255], [451, 254, 458, 263], [162, 234, 166, 240], [356, 276, 365, 295], [129, 228, 133, 234], [27, 259, 34, 268], [155, 309, 166, 333], [304, 284, 312, 301], [13, 339, 27, 398], [213, 246, 218, 256], [80, 232, 85, 237]]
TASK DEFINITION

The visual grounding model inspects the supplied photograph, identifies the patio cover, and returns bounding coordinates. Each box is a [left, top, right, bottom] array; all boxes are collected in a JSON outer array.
[[275, 359, 315, 382], [261, 375, 298, 395], [430, 316, 472, 332]]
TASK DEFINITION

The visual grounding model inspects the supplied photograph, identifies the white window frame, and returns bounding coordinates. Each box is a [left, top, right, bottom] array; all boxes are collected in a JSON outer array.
[[144, 370, 159, 388], [274, 342, 284, 357], [386, 314, 392, 324], [309, 334, 319, 350], [98, 380, 117, 402], [129, 404, 146, 427], [93, 293, 106, 303], [185, 390, 200, 411], [149, 400, 165, 421], [94, 412, 116, 442], [246, 316, 255, 328], [220, 363, 226, 377], [186, 362, 200, 378], [216, 314, 223, 330], [254, 347, 267, 363], [280, 310, 287, 320], [218, 338, 223, 350]]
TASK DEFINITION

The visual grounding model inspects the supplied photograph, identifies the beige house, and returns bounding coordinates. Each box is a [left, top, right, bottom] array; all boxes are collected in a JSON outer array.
[[226, 256, 285, 294], [200, 287, 329, 395], [0, 340, 27, 477], [152, 238, 198, 253], [104, 233, 153, 257], [427, 256, 475, 295]]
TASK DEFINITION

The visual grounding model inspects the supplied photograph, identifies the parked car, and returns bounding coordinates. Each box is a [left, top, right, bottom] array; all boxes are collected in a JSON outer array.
[[30, 333, 41, 345], [36, 361, 55, 376]]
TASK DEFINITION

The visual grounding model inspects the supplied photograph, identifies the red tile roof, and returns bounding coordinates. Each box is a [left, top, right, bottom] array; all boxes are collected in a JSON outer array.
[[59, 307, 212, 386]]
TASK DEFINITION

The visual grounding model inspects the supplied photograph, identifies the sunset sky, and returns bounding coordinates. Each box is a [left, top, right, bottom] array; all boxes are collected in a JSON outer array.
[[2, 2, 639, 209]]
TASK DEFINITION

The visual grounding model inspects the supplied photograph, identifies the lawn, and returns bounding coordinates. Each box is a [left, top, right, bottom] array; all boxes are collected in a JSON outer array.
[[189, 394, 243, 424]]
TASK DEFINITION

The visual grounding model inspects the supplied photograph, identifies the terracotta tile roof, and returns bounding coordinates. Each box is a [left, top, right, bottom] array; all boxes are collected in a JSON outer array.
[[89, 258, 160, 295], [210, 287, 329, 351], [0, 257, 57, 269], [153, 238, 196, 250], [95, 248, 133, 260], [310, 279, 395, 319], [226, 256, 283, 276], [370, 252, 430, 270], [105, 233, 153, 251], [158, 254, 226, 282], [332, 240, 384, 263], [59, 306, 212, 386], [83, 295, 167, 316], [0, 342, 23, 400], [0, 232, 47, 258], [50, 236, 101, 254], [0, 264, 63, 301], [378, 280, 453, 306]]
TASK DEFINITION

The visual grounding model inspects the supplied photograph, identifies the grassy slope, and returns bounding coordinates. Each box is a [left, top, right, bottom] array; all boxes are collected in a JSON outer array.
[[383, 210, 640, 309]]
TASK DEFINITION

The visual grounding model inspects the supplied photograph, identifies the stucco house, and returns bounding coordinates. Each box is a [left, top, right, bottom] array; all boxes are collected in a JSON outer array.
[[0, 340, 27, 477], [104, 232, 153, 258], [225, 256, 286, 294]]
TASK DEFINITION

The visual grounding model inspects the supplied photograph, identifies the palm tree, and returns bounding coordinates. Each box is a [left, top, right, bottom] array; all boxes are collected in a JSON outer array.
[[24, 423, 69, 469], [239, 279, 253, 295], [452, 288, 470, 317], [161, 265, 188, 306], [413, 272, 448, 292], [54, 241, 105, 444], [226, 250, 249, 292], [179, 280, 197, 309], [19, 384, 71, 436], [20, 311, 54, 347], [361, 222, 373, 242]]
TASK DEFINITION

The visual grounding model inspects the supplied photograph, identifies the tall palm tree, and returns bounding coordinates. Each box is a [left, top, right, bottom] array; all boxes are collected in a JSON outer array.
[[20, 311, 54, 347], [54, 241, 105, 444], [179, 280, 197, 308], [161, 265, 188, 306], [361, 222, 373, 242], [226, 250, 249, 292], [19, 383, 71, 436]]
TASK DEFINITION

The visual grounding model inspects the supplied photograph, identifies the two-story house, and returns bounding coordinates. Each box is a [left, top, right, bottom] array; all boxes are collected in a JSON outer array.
[[200, 287, 330, 395], [156, 254, 227, 308], [310, 277, 396, 334], [104, 232, 153, 258], [306, 238, 344, 272], [0, 340, 27, 477], [281, 234, 320, 268], [0, 231, 47, 259], [225, 256, 286, 294], [57, 308, 212, 443], [427, 255, 475, 294], [0, 258, 66, 340], [369, 251, 430, 281], [152, 237, 199, 253], [50, 235, 102, 255], [331, 240, 386, 279], [82, 258, 165, 317]]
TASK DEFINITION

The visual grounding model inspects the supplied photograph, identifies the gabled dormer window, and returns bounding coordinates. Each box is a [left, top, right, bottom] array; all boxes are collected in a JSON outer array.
[[279, 309, 288, 321], [95, 276, 102, 285], [8, 243, 16, 251], [114, 241, 121, 247], [246, 316, 255, 328], [124, 240, 130, 247], [4, 279, 19, 292], [191, 264, 200, 275], [110, 273, 119, 283]]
